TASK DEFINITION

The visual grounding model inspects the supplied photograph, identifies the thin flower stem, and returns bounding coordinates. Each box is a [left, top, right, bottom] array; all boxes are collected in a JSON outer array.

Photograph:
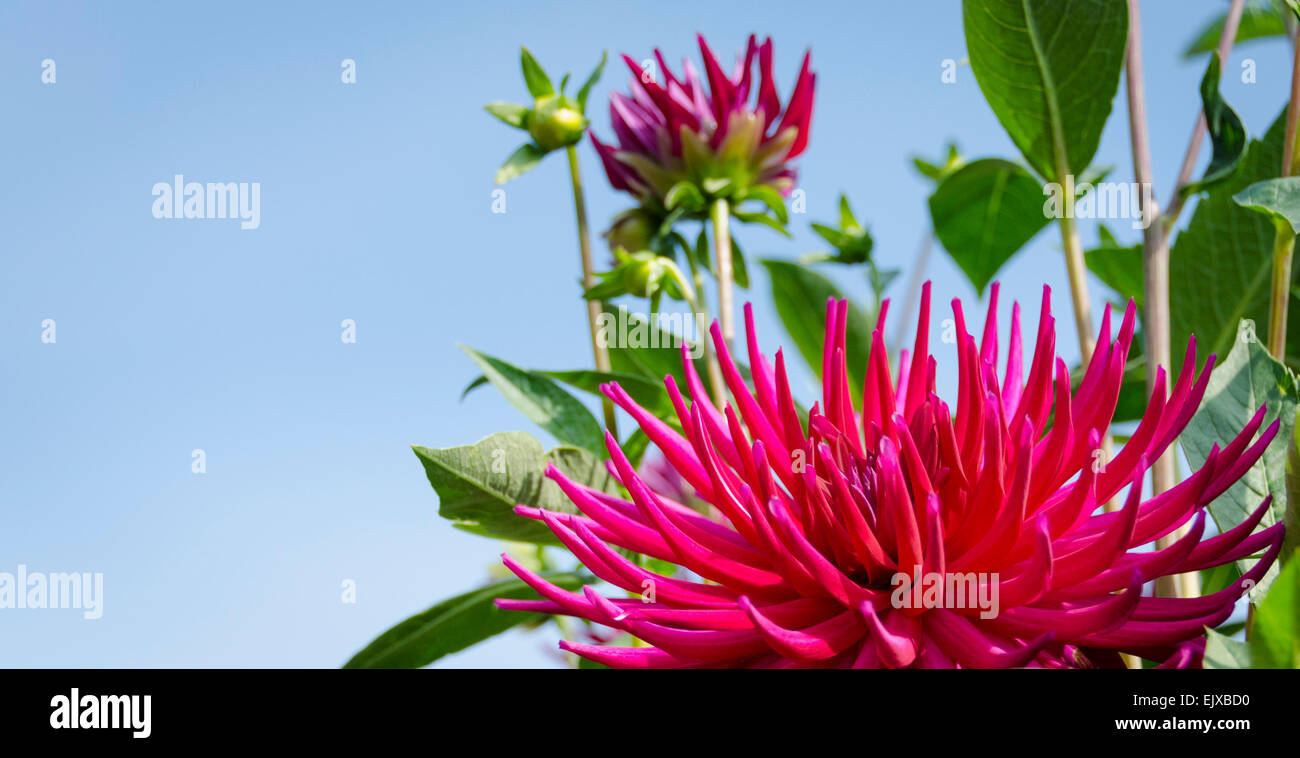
[[566, 145, 618, 437], [1268, 227, 1295, 360], [1271, 31, 1300, 362], [684, 236, 727, 409], [1057, 184, 1097, 362], [1055, 151, 1130, 528], [1126, 0, 1195, 603], [1057, 186, 1124, 518], [1283, 35, 1300, 178], [711, 197, 736, 356]]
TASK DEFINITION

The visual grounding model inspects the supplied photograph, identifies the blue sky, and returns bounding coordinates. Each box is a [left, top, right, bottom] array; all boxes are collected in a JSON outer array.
[[0, 1, 1290, 667]]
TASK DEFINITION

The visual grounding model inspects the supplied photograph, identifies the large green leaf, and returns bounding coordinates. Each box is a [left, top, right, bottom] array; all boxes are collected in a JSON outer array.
[[1183, 1, 1289, 59], [603, 307, 708, 397], [1203, 627, 1253, 669], [1250, 558, 1300, 668], [1182, 319, 1298, 596], [464, 368, 676, 423], [928, 158, 1052, 294], [541, 368, 675, 420], [1170, 109, 1300, 373], [962, 0, 1127, 182], [460, 346, 604, 455], [343, 572, 583, 668], [759, 259, 874, 401], [1085, 226, 1144, 308], [1234, 176, 1300, 234], [413, 431, 618, 545]]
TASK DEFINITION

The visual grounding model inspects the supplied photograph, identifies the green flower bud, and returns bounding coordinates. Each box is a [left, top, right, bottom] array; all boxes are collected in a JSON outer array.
[[625, 262, 657, 298], [604, 209, 658, 255], [613, 250, 663, 299], [529, 94, 586, 152]]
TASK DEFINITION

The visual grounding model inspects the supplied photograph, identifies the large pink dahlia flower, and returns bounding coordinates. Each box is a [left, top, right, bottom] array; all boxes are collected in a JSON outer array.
[[591, 34, 814, 207], [497, 284, 1284, 668]]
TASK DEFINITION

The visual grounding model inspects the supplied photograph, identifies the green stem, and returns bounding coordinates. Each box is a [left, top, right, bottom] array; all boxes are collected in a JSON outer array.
[[1269, 224, 1295, 362], [710, 198, 735, 358], [1274, 35, 1300, 364], [683, 234, 726, 409], [566, 145, 618, 437], [1055, 180, 1097, 363]]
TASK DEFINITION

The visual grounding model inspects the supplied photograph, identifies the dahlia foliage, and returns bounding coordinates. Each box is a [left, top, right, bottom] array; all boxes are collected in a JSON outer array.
[[497, 286, 1284, 668], [592, 34, 815, 207]]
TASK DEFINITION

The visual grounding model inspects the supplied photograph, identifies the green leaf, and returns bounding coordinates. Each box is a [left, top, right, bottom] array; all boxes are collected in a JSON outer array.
[[582, 271, 631, 301], [702, 177, 732, 195], [1065, 348, 1147, 424], [803, 195, 874, 267], [911, 142, 965, 182], [519, 47, 553, 98], [1113, 354, 1150, 424], [730, 237, 750, 289], [810, 222, 850, 250], [962, 0, 1127, 182], [1181, 53, 1247, 196], [839, 194, 860, 234], [1170, 108, 1300, 373], [576, 51, 607, 112], [603, 306, 708, 397], [1216, 620, 1248, 637], [343, 572, 583, 668], [460, 346, 604, 455], [693, 226, 752, 287], [1203, 627, 1254, 669], [622, 428, 651, 468], [743, 185, 790, 226], [484, 101, 528, 129], [912, 156, 944, 181], [1287, 408, 1300, 561], [460, 374, 490, 401], [1201, 561, 1243, 596], [732, 210, 791, 237], [1182, 319, 1298, 597], [1234, 176, 1300, 235], [494, 143, 545, 184], [928, 158, 1052, 294], [871, 265, 901, 300], [1251, 557, 1300, 667], [541, 368, 675, 420], [759, 259, 875, 400], [1183, 2, 1289, 59], [1085, 225, 1144, 308], [413, 431, 618, 545], [665, 181, 706, 213]]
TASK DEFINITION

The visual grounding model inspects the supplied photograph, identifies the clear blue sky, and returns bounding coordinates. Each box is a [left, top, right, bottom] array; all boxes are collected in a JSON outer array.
[[0, 1, 1290, 667]]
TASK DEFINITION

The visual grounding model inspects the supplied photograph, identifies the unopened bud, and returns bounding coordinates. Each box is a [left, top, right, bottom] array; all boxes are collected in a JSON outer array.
[[529, 94, 585, 152]]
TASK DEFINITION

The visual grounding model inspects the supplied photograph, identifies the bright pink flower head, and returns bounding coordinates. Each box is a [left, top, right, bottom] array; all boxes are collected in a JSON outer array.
[[591, 34, 815, 208], [498, 284, 1284, 668]]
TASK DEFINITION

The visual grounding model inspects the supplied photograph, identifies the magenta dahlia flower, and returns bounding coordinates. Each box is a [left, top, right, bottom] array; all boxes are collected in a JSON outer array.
[[591, 34, 815, 208], [497, 284, 1284, 668]]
